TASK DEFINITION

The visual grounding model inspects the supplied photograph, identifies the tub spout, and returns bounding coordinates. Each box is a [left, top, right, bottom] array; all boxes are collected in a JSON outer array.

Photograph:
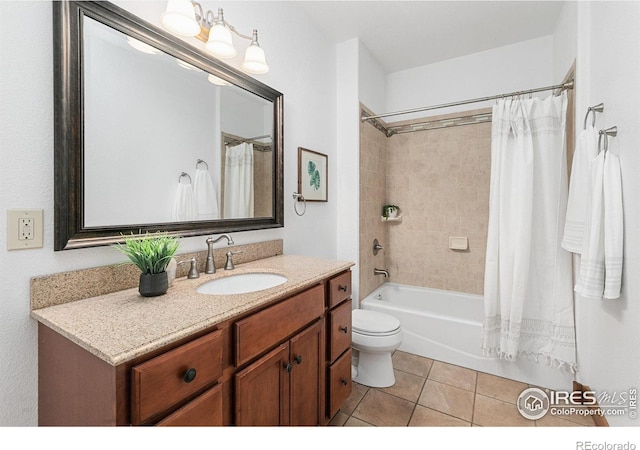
[[374, 268, 389, 278]]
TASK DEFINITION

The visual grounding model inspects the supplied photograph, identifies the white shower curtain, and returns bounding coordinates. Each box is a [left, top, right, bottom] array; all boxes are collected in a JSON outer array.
[[481, 92, 577, 371], [223, 142, 254, 219]]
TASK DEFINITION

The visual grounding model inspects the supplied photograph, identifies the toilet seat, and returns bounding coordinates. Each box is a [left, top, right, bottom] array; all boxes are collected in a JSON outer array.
[[352, 309, 400, 337]]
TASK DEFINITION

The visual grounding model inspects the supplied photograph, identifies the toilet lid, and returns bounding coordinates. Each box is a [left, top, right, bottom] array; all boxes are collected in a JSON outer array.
[[352, 309, 401, 336]]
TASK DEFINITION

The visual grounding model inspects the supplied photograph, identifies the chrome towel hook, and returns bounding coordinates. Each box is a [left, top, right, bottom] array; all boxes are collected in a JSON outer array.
[[178, 172, 192, 183], [598, 126, 618, 154], [584, 103, 604, 130], [196, 159, 208, 170]]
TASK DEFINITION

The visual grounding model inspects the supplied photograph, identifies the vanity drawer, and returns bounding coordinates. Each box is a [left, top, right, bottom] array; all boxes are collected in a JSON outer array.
[[235, 284, 325, 367], [131, 329, 223, 425], [328, 348, 352, 418], [156, 383, 223, 426], [328, 299, 352, 362], [328, 271, 352, 308]]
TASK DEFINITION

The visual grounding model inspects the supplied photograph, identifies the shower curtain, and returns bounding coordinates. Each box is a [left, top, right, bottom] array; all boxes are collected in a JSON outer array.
[[481, 92, 577, 371], [223, 142, 254, 219]]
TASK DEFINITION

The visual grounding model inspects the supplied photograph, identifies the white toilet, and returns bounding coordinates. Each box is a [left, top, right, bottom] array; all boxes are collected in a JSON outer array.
[[351, 309, 403, 388]]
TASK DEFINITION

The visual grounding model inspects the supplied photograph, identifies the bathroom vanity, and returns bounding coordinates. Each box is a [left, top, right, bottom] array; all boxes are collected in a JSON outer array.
[[32, 255, 353, 426]]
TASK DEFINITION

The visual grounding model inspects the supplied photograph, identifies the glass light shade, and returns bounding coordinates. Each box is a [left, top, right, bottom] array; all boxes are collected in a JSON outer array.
[[241, 43, 269, 74], [126, 37, 159, 55], [176, 59, 199, 71], [208, 74, 230, 86], [206, 23, 237, 58], [161, 0, 200, 37]]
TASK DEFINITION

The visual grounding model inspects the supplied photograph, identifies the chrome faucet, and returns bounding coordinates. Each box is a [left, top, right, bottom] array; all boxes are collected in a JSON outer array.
[[205, 234, 234, 274], [374, 268, 389, 278]]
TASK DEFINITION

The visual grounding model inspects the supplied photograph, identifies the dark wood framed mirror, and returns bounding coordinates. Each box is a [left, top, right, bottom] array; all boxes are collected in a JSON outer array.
[[53, 1, 284, 250]]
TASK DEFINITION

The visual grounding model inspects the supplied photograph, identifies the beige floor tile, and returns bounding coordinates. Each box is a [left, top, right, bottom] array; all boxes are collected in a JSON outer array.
[[476, 371, 528, 404], [352, 389, 415, 426], [342, 382, 369, 416], [409, 405, 471, 427], [379, 369, 425, 403], [536, 414, 587, 427], [392, 351, 433, 377], [473, 394, 534, 426], [328, 411, 349, 426], [418, 379, 475, 422], [546, 408, 596, 426], [344, 416, 374, 426], [428, 360, 477, 391]]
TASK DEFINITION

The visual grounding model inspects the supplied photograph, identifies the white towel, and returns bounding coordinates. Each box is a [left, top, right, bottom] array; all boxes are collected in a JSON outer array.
[[173, 179, 197, 221], [603, 152, 623, 299], [193, 168, 219, 220], [562, 126, 599, 253], [575, 151, 624, 299]]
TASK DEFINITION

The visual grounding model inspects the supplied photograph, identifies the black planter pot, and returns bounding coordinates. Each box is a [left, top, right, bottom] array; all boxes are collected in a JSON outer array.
[[139, 272, 168, 297]]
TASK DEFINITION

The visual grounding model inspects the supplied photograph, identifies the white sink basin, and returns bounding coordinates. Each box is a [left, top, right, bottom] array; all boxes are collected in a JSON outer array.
[[196, 273, 288, 295]]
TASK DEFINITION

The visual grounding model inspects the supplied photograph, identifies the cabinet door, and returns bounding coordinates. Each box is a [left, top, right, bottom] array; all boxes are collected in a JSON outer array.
[[289, 320, 324, 426], [235, 343, 290, 426]]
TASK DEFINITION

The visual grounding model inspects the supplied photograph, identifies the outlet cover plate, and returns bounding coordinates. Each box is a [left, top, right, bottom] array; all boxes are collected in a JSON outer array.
[[7, 209, 43, 250]]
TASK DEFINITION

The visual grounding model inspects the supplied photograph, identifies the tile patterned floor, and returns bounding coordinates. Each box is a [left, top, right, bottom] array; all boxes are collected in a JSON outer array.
[[329, 351, 595, 427]]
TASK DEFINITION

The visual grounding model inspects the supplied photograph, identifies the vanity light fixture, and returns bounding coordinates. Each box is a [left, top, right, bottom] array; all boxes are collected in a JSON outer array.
[[161, 0, 269, 74]]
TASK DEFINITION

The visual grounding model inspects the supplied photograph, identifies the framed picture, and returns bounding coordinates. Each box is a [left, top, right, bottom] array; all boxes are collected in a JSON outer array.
[[298, 147, 328, 202]]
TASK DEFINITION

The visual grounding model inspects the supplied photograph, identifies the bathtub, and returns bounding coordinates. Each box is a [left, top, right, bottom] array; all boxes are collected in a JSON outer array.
[[361, 283, 574, 390]]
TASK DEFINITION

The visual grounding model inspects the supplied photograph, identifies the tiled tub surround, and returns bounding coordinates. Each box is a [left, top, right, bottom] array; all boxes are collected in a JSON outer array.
[[359, 107, 388, 301], [31, 246, 353, 366], [359, 108, 491, 298]]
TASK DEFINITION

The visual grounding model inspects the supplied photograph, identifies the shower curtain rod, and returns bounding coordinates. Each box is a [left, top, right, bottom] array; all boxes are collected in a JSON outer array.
[[361, 80, 574, 122]]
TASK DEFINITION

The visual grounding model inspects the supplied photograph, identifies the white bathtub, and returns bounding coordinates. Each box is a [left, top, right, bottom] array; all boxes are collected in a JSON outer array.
[[361, 283, 574, 390]]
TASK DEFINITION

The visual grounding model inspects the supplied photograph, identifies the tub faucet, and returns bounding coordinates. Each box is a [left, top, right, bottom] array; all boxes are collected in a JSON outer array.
[[374, 268, 389, 278], [205, 234, 234, 274]]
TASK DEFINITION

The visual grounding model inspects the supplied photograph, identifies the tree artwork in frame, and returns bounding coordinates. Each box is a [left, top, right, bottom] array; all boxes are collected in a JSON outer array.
[[298, 147, 328, 202]]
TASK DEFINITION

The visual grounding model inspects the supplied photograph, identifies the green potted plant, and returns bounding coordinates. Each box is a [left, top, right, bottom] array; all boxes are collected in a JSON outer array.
[[382, 204, 400, 219], [114, 232, 180, 297]]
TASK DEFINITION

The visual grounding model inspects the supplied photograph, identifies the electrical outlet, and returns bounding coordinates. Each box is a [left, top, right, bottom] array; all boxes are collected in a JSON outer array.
[[7, 209, 43, 250], [19, 218, 34, 240]]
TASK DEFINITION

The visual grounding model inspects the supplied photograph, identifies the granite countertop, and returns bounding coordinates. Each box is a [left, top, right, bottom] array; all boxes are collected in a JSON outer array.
[[31, 255, 354, 366]]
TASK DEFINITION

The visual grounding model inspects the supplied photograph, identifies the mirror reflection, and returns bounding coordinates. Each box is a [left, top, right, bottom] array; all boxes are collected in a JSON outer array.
[[83, 16, 273, 228]]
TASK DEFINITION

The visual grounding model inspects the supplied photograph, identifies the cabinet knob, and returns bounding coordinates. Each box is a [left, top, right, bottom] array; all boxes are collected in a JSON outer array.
[[341, 378, 348, 386], [284, 362, 293, 373], [338, 285, 348, 292], [339, 326, 348, 334], [294, 355, 303, 365], [183, 368, 197, 383]]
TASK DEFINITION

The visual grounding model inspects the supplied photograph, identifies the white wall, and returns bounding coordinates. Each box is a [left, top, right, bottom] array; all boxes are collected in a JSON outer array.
[[0, 0, 337, 426], [572, 1, 640, 427], [358, 41, 387, 115], [385, 35, 555, 119], [336, 38, 361, 305]]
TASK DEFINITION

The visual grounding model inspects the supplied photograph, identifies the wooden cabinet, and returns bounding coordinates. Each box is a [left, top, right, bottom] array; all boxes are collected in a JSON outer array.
[[156, 384, 223, 426], [325, 271, 353, 421], [235, 320, 324, 426], [37, 270, 353, 426], [131, 329, 223, 425]]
